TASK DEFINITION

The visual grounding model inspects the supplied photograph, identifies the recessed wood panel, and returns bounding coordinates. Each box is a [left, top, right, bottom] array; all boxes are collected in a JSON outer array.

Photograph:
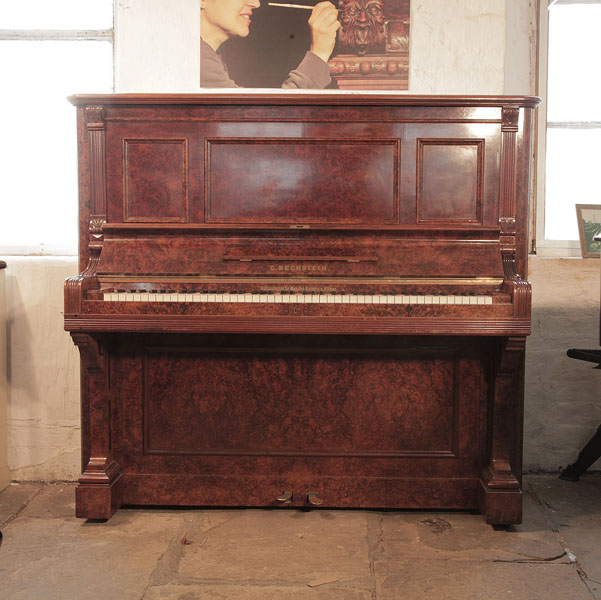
[[417, 140, 483, 224], [206, 139, 398, 224], [124, 139, 188, 222], [143, 346, 459, 457]]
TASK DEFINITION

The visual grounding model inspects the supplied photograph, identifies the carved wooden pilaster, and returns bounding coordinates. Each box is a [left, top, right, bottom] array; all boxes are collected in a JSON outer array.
[[71, 333, 122, 519], [81, 215, 105, 278], [499, 107, 520, 250], [86, 106, 107, 214], [502, 251, 531, 319], [82, 106, 107, 278], [479, 336, 526, 524]]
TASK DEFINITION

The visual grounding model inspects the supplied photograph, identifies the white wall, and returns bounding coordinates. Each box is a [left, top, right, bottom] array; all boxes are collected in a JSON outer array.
[[0, 265, 8, 490], [526, 258, 601, 471], [5, 0, 599, 480], [115, 0, 201, 92], [116, 0, 512, 94], [3, 258, 80, 481], [410, 0, 506, 94]]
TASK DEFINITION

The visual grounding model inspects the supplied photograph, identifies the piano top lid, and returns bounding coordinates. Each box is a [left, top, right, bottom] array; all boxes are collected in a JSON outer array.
[[67, 92, 542, 108]]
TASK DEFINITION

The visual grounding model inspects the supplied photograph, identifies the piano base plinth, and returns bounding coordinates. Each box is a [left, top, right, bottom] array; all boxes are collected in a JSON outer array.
[[72, 473, 524, 525], [478, 480, 523, 525], [118, 473, 482, 513], [76, 473, 124, 521]]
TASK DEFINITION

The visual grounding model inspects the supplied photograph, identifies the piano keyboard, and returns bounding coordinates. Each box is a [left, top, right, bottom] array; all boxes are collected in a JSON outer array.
[[102, 291, 493, 305]]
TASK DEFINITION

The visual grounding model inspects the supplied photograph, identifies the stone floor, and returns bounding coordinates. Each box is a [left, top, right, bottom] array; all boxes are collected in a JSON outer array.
[[0, 475, 600, 599]]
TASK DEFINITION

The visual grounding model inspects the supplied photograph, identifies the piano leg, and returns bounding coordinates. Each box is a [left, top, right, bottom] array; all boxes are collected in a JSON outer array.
[[478, 336, 525, 525], [72, 334, 123, 520]]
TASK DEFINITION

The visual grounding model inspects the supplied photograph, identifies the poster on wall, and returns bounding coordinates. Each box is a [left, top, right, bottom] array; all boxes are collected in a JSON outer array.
[[200, 0, 410, 90]]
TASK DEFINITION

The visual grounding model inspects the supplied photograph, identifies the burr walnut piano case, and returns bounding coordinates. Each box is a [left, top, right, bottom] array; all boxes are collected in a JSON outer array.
[[65, 93, 540, 523]]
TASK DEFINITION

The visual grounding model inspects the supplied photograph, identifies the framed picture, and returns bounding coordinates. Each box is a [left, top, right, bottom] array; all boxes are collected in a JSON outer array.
[[576, 204, 601, 258], [202, 0, 410, 90]]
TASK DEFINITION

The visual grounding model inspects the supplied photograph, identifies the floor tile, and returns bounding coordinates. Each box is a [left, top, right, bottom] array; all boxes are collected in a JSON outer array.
[[177, 510, 372, 587], [143, 583, 372, 599], [375, 559, 592, 600], [379, 492, 567, 563]]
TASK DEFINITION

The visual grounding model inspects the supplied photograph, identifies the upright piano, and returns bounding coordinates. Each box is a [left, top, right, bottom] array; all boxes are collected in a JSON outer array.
[[65, 93, 540, 524]]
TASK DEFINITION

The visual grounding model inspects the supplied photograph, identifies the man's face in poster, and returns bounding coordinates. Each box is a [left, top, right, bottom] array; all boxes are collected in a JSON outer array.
[[202, 0, 261, 44], [339, 0, 386, 55]]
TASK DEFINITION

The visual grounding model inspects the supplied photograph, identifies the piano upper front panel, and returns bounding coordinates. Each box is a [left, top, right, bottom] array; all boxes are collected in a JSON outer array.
[[123, 138, 188, 222], [417, 140, 483, 223], [206, 139, 399, 224], [103, 108, 503, 229]]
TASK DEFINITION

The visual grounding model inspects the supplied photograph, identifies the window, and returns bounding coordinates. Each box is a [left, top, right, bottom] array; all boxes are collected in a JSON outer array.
[[537, 0, 601, 255], [0, 0, 114, 255]]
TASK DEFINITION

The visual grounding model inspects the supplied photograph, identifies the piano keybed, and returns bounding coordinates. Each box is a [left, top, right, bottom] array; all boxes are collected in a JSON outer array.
[[92, 278, 509, 307]]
